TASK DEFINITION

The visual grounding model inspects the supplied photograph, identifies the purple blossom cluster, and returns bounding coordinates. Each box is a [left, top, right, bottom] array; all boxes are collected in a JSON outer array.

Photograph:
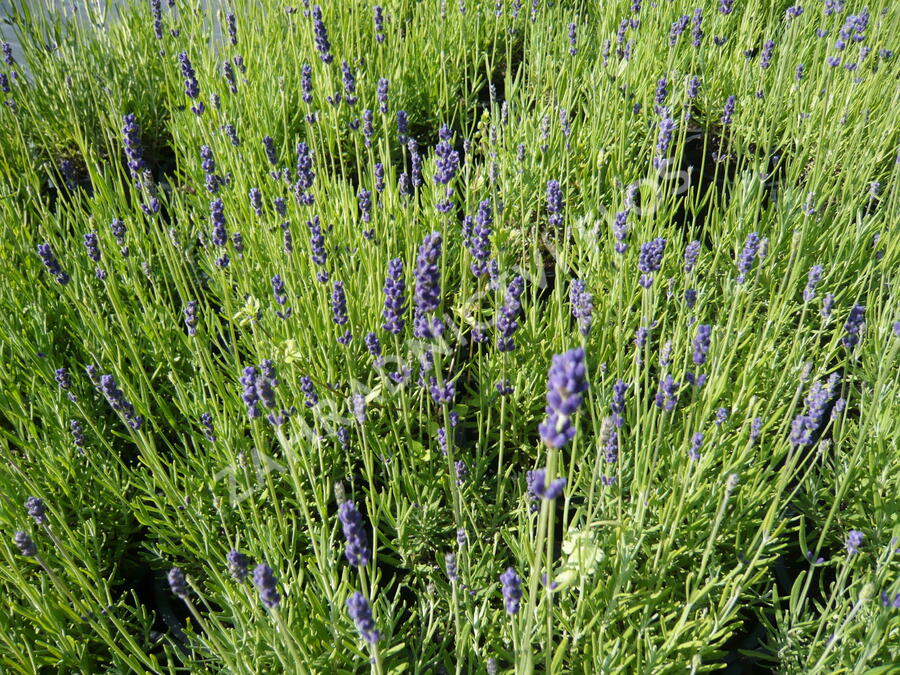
[[37, 243, 68, 285], [347, 592, 380, 643], [496, 275, 525, 352], [382, 258, 406, 334], [307, 216, 328, 282], [499, 567, 522, 614], [638, 237, 666, 288], [569, 280, 593, 336], [527, 468, 566, 501], [99, 374, 143, 430], [339, 500, 371, 567], [177, 52, 203, 115], [468, 199, 492, 276], [790, 374, 841, 446], [313, 5, 333, 63], [413, 232, 443, 339], [538, 348, 588, 448]]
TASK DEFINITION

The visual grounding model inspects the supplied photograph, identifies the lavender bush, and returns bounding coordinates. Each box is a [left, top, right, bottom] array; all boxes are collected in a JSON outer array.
[[0, 1, 898, 673]]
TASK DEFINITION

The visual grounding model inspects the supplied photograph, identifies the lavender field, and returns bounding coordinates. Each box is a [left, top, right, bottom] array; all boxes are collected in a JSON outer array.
[[0, 0, 898, 673]]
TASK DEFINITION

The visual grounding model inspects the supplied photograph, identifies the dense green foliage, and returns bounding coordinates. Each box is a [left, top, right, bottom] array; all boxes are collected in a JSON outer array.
[[0, 0, 898, 673]]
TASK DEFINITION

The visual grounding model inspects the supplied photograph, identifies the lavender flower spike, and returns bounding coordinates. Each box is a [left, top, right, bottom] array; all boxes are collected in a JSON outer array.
[[227, 550, 250, 581], [122, 113, 147, 181], [546, 180, 564, 227], [803, 265, 823, 302], [500, 567, 522, 614], [37, 243, 69, 285], [13, 531, 36, 557], [332, 281, 351, 344], [339, 501, 371, 567], [168, 568, 189, 598], [99, 374, 143, 429], [538, 347, 588, 448], [570, 280, 593, 336], [638, 237, 666, 288], [382, 258, 406, 334], [496, 275, 525, 352], [347, 592, 381, 643], [177, 52, 204, 115], [413, 232, 443, 339], [26, 497, 46, 525], [736, 232, 760, 283], [312, 5, 333, 63], [307, 216, 328, 282], [468, 199, 492, 276], [842, 304, 865, 350], [253, 563, 281, 608], [692, 324, 712, 365]]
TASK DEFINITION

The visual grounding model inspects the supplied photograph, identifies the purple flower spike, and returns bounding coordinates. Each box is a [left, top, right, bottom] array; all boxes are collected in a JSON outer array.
[[500, 567, 522, 614], [37, 243, 69, 285], [546, 180, 564, 227], [613, 210, 628, 254], [669, 15, 690, 46], [803, 265, 823, 302], [70, 419, 85, 447], [842, 304, 865, 350], [332, 281, 351, 343], [306, 216, 328, 282], [654, 115, 676, 169], [339, 501, 371, 567], [253, 563, 281, 608], [736, 232, 760, 283], [496, 275, 525, 352], [689, 432, 703, 461], [377, 77, 388, 113], [538, 348, 588, 448], [374, 6, 386, 43], [569, 280, 593, 336], [240, 366, 261, 419], [468, 199, 492, 276], [721, 95, 736, 125], [227, 550, 250, 581], [611, 379, 627, 427], [637, 237, 666, 288], [429, 378, 455, 405], [684, 240, 701, 272], [693, 324, 712, 365], [346, 592, 381, 643], [249, 188, 262, 216], [177, 52, 203, 115], [413, 233, 443, 339], [99, 374, 142, 429], [654, 374, 679, 412], [691, 8, 703, 47], [168, 567, 189, 598], [294, 142, 315, 205], [122, 113, 147, 181], [341, 60, 358, 105], [13, 531, 36, 557], [846, 530, 864, 555], [312, 5, 333, 63], [760, 40, 775, 69], [382, 258, 406, 334], [686, 75, 700, 100], [25, 497, 46, 525]]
